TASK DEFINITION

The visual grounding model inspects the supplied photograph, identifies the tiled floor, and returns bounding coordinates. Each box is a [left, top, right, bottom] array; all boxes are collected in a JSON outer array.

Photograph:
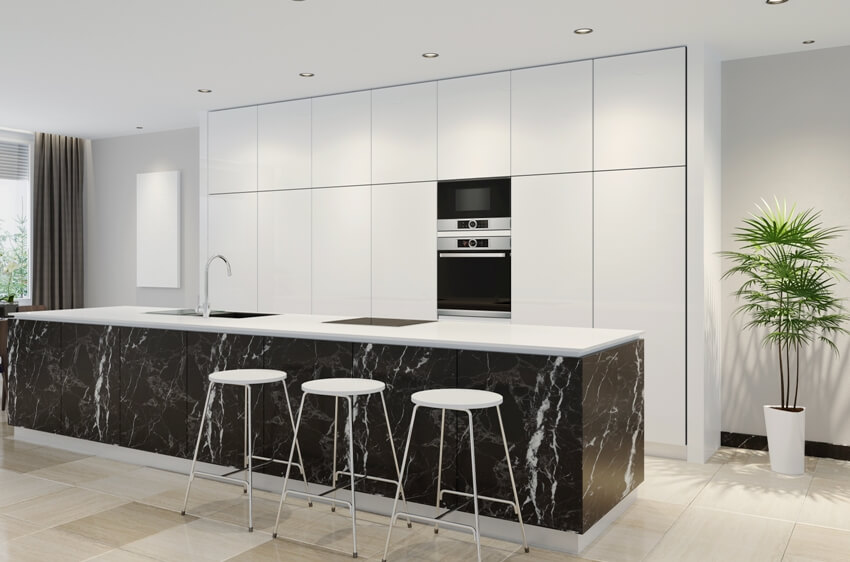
[[1, 420, 849, 561]]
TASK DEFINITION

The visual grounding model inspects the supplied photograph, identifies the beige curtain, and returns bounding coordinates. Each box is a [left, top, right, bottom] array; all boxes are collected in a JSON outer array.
[[32, 132, 85, 309]]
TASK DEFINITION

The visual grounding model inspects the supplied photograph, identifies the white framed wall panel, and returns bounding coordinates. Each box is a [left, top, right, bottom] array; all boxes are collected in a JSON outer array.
[[594, 48, 686, 170], [438, 72, 510, 180], [136, 170, 181, 288], [511, 173, 592, 327], [311, 185, 371, 316], [207, 192, 258, 312], [372, 182, 437, 320], [208, 106, 257, 194], [258, 99, 311, 190], [594, 167, 686, 447], [511, 61, 593, 175], [257, 190, 311, 314], [372, 82, 437, 184], [312, 91, 371, 188]]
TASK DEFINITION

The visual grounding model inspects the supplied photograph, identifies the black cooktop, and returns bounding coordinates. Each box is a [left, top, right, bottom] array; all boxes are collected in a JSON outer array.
[[323, 317, 435, 327]]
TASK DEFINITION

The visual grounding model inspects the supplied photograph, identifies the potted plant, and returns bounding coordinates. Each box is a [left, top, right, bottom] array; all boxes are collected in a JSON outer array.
[[722, 199, 849, 475]]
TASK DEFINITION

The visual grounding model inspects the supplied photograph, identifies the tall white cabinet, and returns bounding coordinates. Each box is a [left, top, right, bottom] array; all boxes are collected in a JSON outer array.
[[372, 83, 437, 184], [594, 167, 686, 447], [311, 185, 372, 316], [312, 91, 371, 188], [257, 190, 311, 314], [208, 107, 257, 194], [371, 182, 437, 320], [511, 174, 593, 327], [207, 193, 258, 312], [258, 99, 311, 190]]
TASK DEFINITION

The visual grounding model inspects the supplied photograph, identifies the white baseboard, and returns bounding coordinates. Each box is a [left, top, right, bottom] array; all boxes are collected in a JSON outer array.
[[646, 441, 687, 460]]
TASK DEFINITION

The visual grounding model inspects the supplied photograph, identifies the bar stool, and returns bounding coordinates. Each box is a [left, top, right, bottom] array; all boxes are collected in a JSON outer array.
[[381, 388, 529, 562], [181, 369, 310, 532], [273, 377, 409, 559]]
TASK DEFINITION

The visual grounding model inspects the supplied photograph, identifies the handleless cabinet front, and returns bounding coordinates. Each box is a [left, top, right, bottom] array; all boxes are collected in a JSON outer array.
[[208, 106, 257, 194], [207, 192, 258, 312], [258, 99, 311, 190], [312, 91, 371, 188], [258, 189, 311, 314], [311, 185, 371, 316], [372, 82, 437, 184], [438, 72, 510, 180]]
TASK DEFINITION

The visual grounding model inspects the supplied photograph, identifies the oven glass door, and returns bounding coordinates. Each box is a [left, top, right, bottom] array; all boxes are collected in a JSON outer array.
[[437, 251, 511, 313], [437, 178, 511, 220]]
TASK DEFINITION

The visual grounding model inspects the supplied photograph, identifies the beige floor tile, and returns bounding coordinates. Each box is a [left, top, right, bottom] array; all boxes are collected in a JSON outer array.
[[783, 523, 850, 562], [384, 525, 517, 562], [142, 476, 255, 517], [0, 485, 128, 527], [123, 517, 270, 562], [87, 549, 165, 561], [0, 527, 113, 562], [225, 536, 356, 561], [692, 462, 811, 520], [83, 465, 189, 500], [28, 455, 142, 485], [0, 444, 90, 472], [0, 471, 70, 507], [797, 477, 850, 531], [580, 499, 684, 562], [57, 501, 196, 548], [644, 507, 794, 562], [638, 456, 722, 505], [709, 446, 771, 465], [0, 437, 40, 456], [812, 458, 850, 483], [0, 513, 44, 542], [503, 548, 591, 562], [206, 492, 290, 532]]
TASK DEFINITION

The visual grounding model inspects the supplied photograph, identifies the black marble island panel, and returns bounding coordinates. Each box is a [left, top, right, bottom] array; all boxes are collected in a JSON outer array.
[[8, 320, 62, 433]]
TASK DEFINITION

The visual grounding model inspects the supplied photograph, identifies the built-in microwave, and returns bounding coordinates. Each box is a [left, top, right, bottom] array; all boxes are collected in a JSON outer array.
[[437, 177, 511, 231]]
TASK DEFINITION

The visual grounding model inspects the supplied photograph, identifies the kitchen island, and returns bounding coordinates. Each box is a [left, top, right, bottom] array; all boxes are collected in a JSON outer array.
[[6, 306, 643, 546]]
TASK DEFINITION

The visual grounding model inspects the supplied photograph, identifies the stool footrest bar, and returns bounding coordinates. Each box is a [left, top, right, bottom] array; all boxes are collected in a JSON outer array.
[[318, 475, 368, 497], [439, 488, 521, 510], [393, 512, 476, 535], [191, 471, 249, 488], [333, 470, 400, 488], [285, 489, 353, 510]]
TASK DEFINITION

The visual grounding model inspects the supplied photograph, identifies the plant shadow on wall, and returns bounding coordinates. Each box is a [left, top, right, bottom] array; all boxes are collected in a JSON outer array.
[[0, 213, 28, 302], [722, 199, 850, 475]]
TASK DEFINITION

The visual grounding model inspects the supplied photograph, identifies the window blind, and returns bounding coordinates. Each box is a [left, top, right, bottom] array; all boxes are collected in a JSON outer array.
[[0, 140, 30, 180]]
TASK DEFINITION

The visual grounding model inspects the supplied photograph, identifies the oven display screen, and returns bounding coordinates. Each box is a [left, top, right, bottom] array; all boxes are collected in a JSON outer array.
[[458, 239, 489, 248], [456, 187, 491, 212]]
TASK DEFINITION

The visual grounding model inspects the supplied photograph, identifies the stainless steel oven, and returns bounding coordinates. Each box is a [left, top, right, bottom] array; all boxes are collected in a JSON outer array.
[[437, 235, 511, 317], [437, 177, 511, 232]]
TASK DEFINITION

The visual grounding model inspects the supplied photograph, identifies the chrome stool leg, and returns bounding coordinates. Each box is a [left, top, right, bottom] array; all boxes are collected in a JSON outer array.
[[497, 405, 528, 552], [467, 409, 482, 562], [434, 408, 445, 534], [331, 396, 339, 512], [182, 382, 215, 517], [273, 393, 307, 538], [381, 405, 420, 562], [246, 385, 254, 531], [347, 395, 358, 558], [379, 391, 412, 528], [282, 380, 312, 506]]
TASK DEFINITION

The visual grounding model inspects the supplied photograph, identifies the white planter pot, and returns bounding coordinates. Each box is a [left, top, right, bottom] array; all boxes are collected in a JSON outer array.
[[763, 405, 806, 475]]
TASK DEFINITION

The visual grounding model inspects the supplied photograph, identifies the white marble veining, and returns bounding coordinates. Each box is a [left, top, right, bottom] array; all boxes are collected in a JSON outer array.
[[11, 306, 643, 357]]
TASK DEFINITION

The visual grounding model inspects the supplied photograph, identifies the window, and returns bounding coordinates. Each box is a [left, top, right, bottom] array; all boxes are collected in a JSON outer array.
[[0, 130, 32, 303]]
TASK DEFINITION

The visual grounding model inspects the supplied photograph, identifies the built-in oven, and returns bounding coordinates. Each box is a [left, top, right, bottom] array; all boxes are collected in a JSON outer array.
[[437, 177, 511, 231], [437, 235, 511, 317]]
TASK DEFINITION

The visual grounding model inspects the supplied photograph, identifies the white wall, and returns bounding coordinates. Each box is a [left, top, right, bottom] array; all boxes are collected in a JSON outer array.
[[87, 128, 199, 308], [722, 46, 850, 447]]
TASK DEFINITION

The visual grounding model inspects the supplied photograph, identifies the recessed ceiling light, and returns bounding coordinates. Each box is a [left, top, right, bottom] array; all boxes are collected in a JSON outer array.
[[136, 126, 144, 130], [197, 88, 212, 93], [765, 0, 788, 4], [422, 52, 439, 58], [803, 40, 815, 44], [299, 72, 314, 77], [574, 28, 593, 35]]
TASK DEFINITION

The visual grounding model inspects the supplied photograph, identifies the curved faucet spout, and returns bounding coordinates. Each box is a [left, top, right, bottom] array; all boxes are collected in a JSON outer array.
[[203, 254, 232, 317]]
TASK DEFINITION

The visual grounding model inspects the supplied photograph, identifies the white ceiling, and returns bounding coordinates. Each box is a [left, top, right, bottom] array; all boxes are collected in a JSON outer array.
[[2, 0, 848, 140]]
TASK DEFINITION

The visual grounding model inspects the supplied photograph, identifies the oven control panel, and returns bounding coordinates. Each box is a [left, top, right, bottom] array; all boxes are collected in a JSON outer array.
[[458, 238, 488, 248], [458, 219, 488, 229]]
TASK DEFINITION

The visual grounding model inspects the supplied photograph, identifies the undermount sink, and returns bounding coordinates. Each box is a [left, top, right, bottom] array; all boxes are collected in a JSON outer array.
[[146, 309, 278, 319]]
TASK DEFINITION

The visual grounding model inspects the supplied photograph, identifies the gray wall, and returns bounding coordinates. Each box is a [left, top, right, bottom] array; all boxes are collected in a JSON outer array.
[[87, 127, 199, 308], [722, 46, 850, 446]]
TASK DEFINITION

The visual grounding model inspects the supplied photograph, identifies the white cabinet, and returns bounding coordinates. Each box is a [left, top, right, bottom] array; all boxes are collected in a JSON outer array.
[[594, 47, 686, 171], [511, 174, 593, 327], [311, 185, 371, 316], [594, 167, 686, 446], [207, 193, 258, 311], [258, 99, 311, 190], [311, 91, 371, 188], [372, 82, 437, 184], [208, 106, 257, 194], [511, 61, 593, 175], [438, 72, 510, 180], [372, 182, 437, 320], [257, 190, 311, 314]]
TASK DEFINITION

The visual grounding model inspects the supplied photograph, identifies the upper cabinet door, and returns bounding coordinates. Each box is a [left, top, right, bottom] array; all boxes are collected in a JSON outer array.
[[438, 72, 510, 180], [258, 190, 311, 314], [208, 106, 257, 194], [372, 82, 437, 184], [312, 91, 371, 188], [594, 48, 686, 170], [511, 173, 593, 327], [258, 99, 311, 190], [511, 61, 593, 175], [207, 192, 258, 312]]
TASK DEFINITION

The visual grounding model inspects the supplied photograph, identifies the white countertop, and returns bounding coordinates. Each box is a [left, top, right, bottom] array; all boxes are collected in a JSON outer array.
[[10, 306, 643, 357]]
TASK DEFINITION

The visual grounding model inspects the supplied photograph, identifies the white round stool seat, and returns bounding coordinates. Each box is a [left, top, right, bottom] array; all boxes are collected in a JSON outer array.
[[302, 377, 386, 397], [209, 369, 287, 386], [412, 389, 503, 410]]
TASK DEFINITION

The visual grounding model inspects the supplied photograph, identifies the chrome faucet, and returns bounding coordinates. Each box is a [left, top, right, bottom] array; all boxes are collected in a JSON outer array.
[[202, 254, 232, 318]]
